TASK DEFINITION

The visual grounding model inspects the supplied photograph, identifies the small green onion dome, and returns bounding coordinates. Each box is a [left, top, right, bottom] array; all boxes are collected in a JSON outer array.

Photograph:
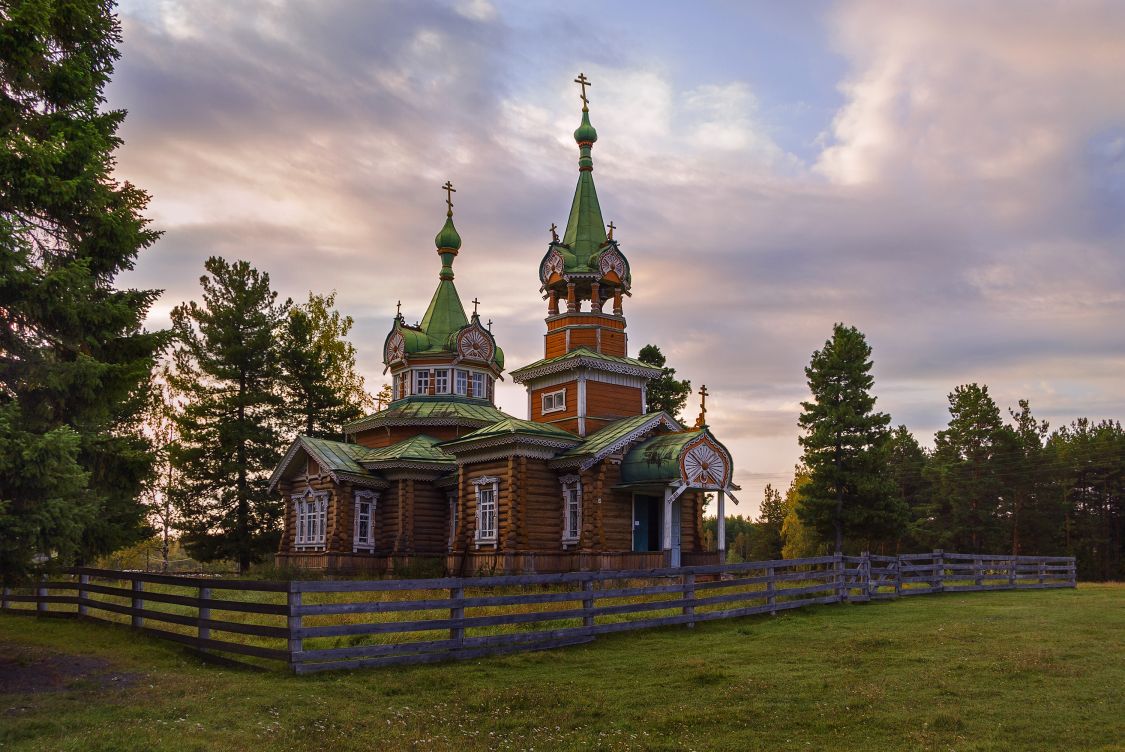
[[434, 215, 462, 251], [573, 109, 598, 144]]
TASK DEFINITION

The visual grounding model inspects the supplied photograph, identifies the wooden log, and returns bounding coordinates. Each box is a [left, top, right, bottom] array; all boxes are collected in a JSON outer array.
[[77, 574, 88, 617], [450, 585, 464, 648], [287, 588, 302, 666], [37, 576, 48, 614], [683, 572, 695, 629], [582, 578, 594, 629], [69, 566, 289, 592], [198, 586, 212, 641]]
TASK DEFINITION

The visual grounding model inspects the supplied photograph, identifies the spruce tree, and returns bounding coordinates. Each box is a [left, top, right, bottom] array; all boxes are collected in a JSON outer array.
[[797, 324, 904, 553], [749, 483, 785, 561], [926, 384, 1007, 552], [277, 292, 371, 439], [886, 425, 932, 549], [168, 258, 288, 572], [0, 1, 165, 581], [637, 344, 691, 421]]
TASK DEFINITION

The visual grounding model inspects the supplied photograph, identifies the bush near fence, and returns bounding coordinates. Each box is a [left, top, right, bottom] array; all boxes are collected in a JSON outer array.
[[0, 551, 1075, 674]]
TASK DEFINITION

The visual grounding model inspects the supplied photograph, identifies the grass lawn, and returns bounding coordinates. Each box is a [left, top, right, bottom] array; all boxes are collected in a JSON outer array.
[[1, 585, 1121, 752]]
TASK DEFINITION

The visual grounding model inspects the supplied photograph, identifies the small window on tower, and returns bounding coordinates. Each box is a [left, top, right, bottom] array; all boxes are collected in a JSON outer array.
[[542, 389, 567, 414], [455, 369, 468, 396], [471, 373, 488, 400], [414, 369, 430, 394]]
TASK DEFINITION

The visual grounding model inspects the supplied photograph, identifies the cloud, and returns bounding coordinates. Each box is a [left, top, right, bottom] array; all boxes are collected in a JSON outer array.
[[109, 1, 1125, 516]]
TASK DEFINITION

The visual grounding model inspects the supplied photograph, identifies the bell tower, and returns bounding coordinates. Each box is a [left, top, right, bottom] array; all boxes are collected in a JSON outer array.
[[512, 74, 661, 437]]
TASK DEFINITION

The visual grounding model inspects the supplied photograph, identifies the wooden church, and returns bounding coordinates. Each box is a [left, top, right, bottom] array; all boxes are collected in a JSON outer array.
[[270, 75, 740, 574]]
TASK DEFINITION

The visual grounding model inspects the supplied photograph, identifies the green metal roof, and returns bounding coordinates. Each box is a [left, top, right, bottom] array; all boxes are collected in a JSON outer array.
[[619, 429, 733, 487], [345, 396, 514, 433], [301, 435, 372, 475], [510, 347, 661, 382], [418, 279, 469, 346], [558, 412, 677, 460], [561, 108, 608, 271], [450, 417, 581, 443], [362, 434, 455, 466]]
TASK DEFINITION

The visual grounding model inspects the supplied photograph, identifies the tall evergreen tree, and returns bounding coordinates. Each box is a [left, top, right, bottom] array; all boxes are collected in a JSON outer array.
[[886, 425, 932, 550], [926, 384, 1008, 552], [637, 344, 692, 421], [0, 1, 165, 581], [748, 483, 785, 561], [278, 292, 371, 439], [168, 258, 288, 572], [797, 324, 904, 553], [1004, 400, 1051, 556]]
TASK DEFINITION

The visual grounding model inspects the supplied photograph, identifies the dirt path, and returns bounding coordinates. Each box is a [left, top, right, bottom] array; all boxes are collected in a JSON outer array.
[[0, 641, 142, 695]]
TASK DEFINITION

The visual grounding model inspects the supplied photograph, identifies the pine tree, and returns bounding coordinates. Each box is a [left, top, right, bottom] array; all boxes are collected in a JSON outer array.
[[168, 258, 288, 572], [637, 344, 691, 421], [749, 483, 785, 561], [797, 324, 905, 553], [886, 425, 932, 550], [0, 2, 165, 581], [278, 292, 371, 439], [1005, 400, 1051, 556]]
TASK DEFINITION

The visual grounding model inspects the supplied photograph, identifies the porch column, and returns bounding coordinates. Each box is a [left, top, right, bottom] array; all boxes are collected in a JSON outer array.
[[716, 490, 726, 562], [662, 485, 674, 561]]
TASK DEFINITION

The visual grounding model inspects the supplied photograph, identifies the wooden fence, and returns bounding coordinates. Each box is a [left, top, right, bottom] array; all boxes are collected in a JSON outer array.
[[0, 551, 1075, 674]]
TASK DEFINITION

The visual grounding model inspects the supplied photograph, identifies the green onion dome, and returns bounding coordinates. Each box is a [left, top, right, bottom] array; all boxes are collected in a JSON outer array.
[[573, 109, 598, 145], [434, 215, 462, 251]]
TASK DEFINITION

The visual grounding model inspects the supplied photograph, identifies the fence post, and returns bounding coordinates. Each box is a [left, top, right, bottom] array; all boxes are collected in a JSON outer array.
[[198, 586, 212, 642], [974, 557, 982, 588], [894, 555, 902, 597], [582, 577, 595, 631], [766, 564, 777, 615], [683, 572, 695, 629], [78, 573, 89, 617], [1069, 557, 1077, 588], [1, 585, 9, 610], [450, 584, 465, 649], [130, 577, 144, 627], [37, 575, 48, 615], [1038, 559, 1045, 586], [287, 583, 303, 669], [836, 553, 847, 603], [1008, 557, 1017, 589], [861, 551, 871, 598], [932, 550, 944, 593]]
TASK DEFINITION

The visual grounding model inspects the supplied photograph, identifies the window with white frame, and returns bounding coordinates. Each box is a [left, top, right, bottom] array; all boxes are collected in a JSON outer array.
[[472, 477, 498, 544], [293, 489, 328, 548], [353, 491, 377, 552], [455, 369, 468, 396], [413, 369, 430, 394], [561, 476, 581, 543], [447, 492, 458, 550], [472, 372, 488, 400], [542, 388, 567, 414], [392, 372, 403, 400], [434, 368, 450, 394]]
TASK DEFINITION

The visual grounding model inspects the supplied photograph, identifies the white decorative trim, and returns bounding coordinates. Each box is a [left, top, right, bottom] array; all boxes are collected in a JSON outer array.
[[558, 473, 580, 484], [473, 478, 499, 545], [292, 488, 329, 549], [443, 434, 581, 457], [455, 446, 561, 465], [511, 355, 661, 384], [353, 490, 378, 552], [679, 433, 733, 490], [361, 459, 454, 473], [561, 476, 581, 545], [471, 475, 500, 486], [551, 412, 683, 471]]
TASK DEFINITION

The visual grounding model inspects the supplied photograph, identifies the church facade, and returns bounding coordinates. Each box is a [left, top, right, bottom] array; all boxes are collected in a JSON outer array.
[[270, 77, 740, 574]]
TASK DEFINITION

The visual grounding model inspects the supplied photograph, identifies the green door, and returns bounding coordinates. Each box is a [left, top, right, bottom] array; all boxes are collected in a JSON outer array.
[[633, 495, 662, 552]]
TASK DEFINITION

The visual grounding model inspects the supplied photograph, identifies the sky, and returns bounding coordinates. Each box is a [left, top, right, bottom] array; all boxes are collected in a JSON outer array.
[[110, 0, 1125, 516]]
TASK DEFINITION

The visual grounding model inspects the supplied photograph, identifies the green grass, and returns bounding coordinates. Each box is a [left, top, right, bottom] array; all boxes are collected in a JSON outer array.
[[1, 585, 1122, 751]]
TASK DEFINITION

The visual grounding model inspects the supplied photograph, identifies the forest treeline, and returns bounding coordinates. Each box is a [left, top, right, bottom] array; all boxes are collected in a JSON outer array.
[[706, 328, 1124, 582]]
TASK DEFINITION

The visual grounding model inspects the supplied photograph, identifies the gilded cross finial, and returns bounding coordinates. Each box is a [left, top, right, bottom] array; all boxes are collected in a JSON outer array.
[[607, 221, 616, 240], [487, 318, 493, 332], [574, 72, 591, 111], [472, 297, 480, 315], [550, 222, 559, 243], [694, 384, 709, 429], [442, 180, 456, 216]]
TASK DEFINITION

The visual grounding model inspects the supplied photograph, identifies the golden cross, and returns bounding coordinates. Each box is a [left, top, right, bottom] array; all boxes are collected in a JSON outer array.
[[550, 222, 559, 242], [606, 221, 616, 240], [472, 297, 480, 315], [487, 319, 493, 332], [574, 72, 591, 110], [694, 384, 709, 428], [395, 300, 401, 316], [442, 180, 456, 215]]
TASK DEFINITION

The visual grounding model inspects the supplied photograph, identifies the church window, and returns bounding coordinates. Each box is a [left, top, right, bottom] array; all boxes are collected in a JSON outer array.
[[472, 477, 498, 544], [561, 476, 581, 543], [434, 369, 450, 394], [542, 389, 567, 414], [472, 373, 488, 400], [353, 491, 377, 552], [413, 369, 430, 394], [293, 489, 328, 548], [455, 369, 468, 396]]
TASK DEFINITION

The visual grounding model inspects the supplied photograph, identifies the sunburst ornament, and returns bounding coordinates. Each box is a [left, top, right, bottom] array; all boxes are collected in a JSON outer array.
[[680, 437, 729, 490], [458, 327, 493, 362], [541, 249, 564, 284], [599, 248, 626, 279], [385, 331, 405, 364]]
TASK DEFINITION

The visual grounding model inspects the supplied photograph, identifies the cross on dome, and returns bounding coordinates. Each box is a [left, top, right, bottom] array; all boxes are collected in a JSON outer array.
[[694, 384, 709, 429], [607, 221, 616, 240], [574, 72, 591, 111], [550, 223, 559, 243], [442, 180, 456, 216], [472, 297, 480, 315]]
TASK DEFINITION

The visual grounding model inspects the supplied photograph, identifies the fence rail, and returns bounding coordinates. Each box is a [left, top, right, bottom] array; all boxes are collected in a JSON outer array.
[[0, 551, 1075, 673]]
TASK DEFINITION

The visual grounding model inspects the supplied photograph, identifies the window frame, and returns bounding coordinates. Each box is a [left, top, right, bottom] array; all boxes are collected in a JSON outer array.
[[542, 388, 567, 414], [413, 369, 430, 395], [454, 369, 468, 396], [434, 368, 450, 394], [293, 489, 329, 549], [560, 475, 581, 544], [353, 491, 377, 552], [471, 372, 488, 400], [472, 477, 499, 545]]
